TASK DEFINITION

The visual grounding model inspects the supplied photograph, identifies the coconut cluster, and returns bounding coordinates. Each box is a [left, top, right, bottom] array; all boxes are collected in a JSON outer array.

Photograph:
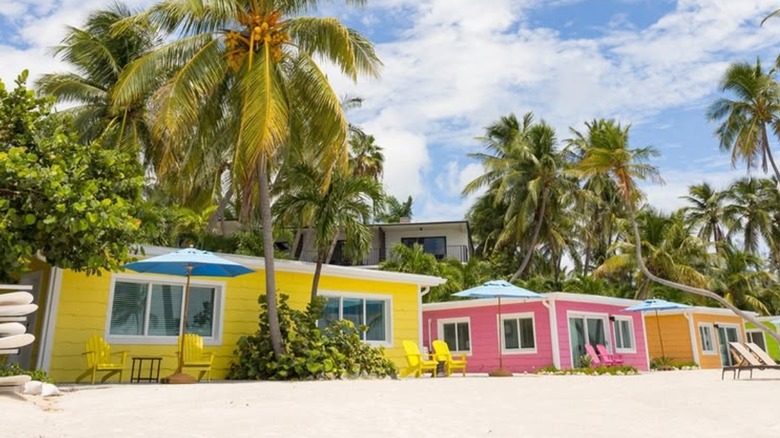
[[226, 11, 290, 70]]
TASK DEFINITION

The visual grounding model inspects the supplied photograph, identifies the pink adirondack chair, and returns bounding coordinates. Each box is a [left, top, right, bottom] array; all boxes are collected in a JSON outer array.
[[596, 344, 624, 366], [584, 344, 601, 367]]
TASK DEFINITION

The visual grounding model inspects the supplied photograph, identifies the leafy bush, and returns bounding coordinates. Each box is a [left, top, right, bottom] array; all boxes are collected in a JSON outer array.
[[577, 354, 593, 368], [0, 362, 52, 382], [228, 294, 397, 380], [650, 357, 699, 370], [535, 365, 639, 376]]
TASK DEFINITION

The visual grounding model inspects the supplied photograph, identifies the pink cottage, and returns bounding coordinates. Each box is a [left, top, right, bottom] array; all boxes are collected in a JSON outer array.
[[422, 292, 650, 372]]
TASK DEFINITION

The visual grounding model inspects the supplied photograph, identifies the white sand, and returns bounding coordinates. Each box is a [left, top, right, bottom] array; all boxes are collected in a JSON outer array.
[[1, 369, 778, 438]]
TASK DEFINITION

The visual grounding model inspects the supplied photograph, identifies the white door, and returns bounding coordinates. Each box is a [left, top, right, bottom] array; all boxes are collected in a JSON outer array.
[[7, 271, 43, 369]]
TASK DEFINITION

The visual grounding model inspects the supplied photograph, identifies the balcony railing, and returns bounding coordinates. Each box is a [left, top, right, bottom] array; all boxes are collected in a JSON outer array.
[[295, 245, 469, 266]]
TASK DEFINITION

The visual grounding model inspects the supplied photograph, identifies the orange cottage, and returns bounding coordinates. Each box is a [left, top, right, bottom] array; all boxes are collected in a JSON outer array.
[[644, 307, 751, 369]]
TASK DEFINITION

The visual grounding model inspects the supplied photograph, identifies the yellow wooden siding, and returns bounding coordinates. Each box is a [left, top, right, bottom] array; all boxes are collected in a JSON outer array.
[[691, 314, 745, 369], [644, 314, 693, 363], [48, 268, 419, 382]]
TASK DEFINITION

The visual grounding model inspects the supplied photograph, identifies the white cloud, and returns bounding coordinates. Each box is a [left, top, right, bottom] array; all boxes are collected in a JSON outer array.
[[3, 0, 780, 222]]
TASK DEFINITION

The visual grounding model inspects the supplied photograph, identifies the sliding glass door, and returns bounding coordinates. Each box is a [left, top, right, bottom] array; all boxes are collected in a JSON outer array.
[[569, 315, 608, 367], [716, 325, 740, 366]]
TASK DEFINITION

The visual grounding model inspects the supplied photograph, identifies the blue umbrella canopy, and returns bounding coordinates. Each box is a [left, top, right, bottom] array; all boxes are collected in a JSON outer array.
[[452, 280, 543, 377], [623, 298, 691, 312], [452, 280, 544, 299], [122, 248, 254, 277], [121, 248, 253, 383]]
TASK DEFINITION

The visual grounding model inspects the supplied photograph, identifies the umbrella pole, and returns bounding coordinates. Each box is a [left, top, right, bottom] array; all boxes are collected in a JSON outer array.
[[166, 265, 196, 384], [489, 296, 512, 377], [655, 309, 665, 359], [498, 296, 503, 370]]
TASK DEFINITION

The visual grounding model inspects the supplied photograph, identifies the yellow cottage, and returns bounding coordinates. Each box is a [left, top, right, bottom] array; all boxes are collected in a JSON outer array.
[[644, 307, 750, 369], [16, 246, 445, 382]]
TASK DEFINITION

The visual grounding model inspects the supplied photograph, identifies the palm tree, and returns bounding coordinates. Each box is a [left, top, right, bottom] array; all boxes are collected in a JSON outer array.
[[377, 195, 413, 223], [709, 243, 774, 315], [36, 3, 161, 156], [464, 112, 573, 281], [571, 119, 780, 345], [681, 182, 731, 244], [708, 60, 780, 182], [113, 0, 381, 357], [274, 165, 383, 303], [566, 120, 626, 275], [726, 178, 773, 254], [349, 131, 384, 181], [595, 209, 710, 300]]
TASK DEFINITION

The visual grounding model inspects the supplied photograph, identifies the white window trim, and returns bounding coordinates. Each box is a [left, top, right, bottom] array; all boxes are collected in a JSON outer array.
[[500, 312, 537, 355], [319, 289, 393, 348], [612, 316, 636, 354], [437, 317, 472, 355], [746, 329, 767, 350], [105, 273, 226, 346], [698, 323, 716, 355]]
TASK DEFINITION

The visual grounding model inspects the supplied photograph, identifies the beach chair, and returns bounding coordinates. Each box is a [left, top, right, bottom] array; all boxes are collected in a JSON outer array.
[[596, 344, 624, 366], [179, 334, 214, 382], [401, 340, 437, 378], [432, 340, 467, 376], [745, 342, 780, 368], [723, 342, 780, 380], [76, 335, 128, 384], [584, 344, 601, 367]]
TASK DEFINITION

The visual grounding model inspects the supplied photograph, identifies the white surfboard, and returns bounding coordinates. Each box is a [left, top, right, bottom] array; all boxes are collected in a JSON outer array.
[[0, 292, 34, 305], [0, 304, 38, 317], [0, 322, 26, 335], [0, 333, 35, 350]]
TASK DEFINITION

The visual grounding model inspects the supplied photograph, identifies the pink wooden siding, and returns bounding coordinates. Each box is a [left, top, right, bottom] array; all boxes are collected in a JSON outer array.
[[423, 301, 554, 373], [422, 297, 650, 373], [554, 301, 648, 371]]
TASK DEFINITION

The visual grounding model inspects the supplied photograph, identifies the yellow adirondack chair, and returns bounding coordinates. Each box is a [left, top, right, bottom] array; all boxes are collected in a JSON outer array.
[[178, 334, 214, 382], [77, 335, 128, 384], [432, 340, 467, 376], [401, 340, 438, 378]]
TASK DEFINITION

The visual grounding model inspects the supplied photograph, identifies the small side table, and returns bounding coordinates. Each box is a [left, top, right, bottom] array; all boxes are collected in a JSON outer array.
[[130, 356, 163, 383]]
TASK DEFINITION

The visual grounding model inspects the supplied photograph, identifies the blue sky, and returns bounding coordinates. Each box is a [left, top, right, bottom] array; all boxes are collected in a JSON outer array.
[[2, 0, 780, 221]]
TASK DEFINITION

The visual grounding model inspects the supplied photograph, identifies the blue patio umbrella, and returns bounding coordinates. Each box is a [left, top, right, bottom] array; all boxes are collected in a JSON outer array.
[[453, 280, 544, 377], [624, 298, 691, 359], [122, 248, 254, 383]]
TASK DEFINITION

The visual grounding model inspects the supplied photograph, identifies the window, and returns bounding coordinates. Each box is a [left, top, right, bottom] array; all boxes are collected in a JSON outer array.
[[108, 279, 220, 342], [318, 295, 390, 343], [401, 237, 447, 259], [613, 317, 635, 352], [439, 319, 471, 353], [501, 314, 536, 353], [699, 324, 715, 354], [747, 331, 767, 352]]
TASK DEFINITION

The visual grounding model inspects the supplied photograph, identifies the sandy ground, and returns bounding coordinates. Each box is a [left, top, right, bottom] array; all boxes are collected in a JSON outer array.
[[1, 369, 778, 438]]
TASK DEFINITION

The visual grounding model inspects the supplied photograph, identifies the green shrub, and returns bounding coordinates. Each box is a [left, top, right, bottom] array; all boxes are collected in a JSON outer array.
[[535, 365, 639, 376], [0, 362, 52, 382], [228, 294, 397, 380], [577, 354, 592, 368], [650, 357, 699, 370]]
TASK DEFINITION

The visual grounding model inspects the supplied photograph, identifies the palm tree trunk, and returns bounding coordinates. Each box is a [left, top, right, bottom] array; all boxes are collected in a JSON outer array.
[[207, 187, 233, 234], [310, 253, 325, 304], [258, 156, 284, 358], [762, 128, 780, 185], [625, 200, 780, 345], [510, 189, 548, 282], [291, 228, 302, 259], [311, 236, 339, 303]]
